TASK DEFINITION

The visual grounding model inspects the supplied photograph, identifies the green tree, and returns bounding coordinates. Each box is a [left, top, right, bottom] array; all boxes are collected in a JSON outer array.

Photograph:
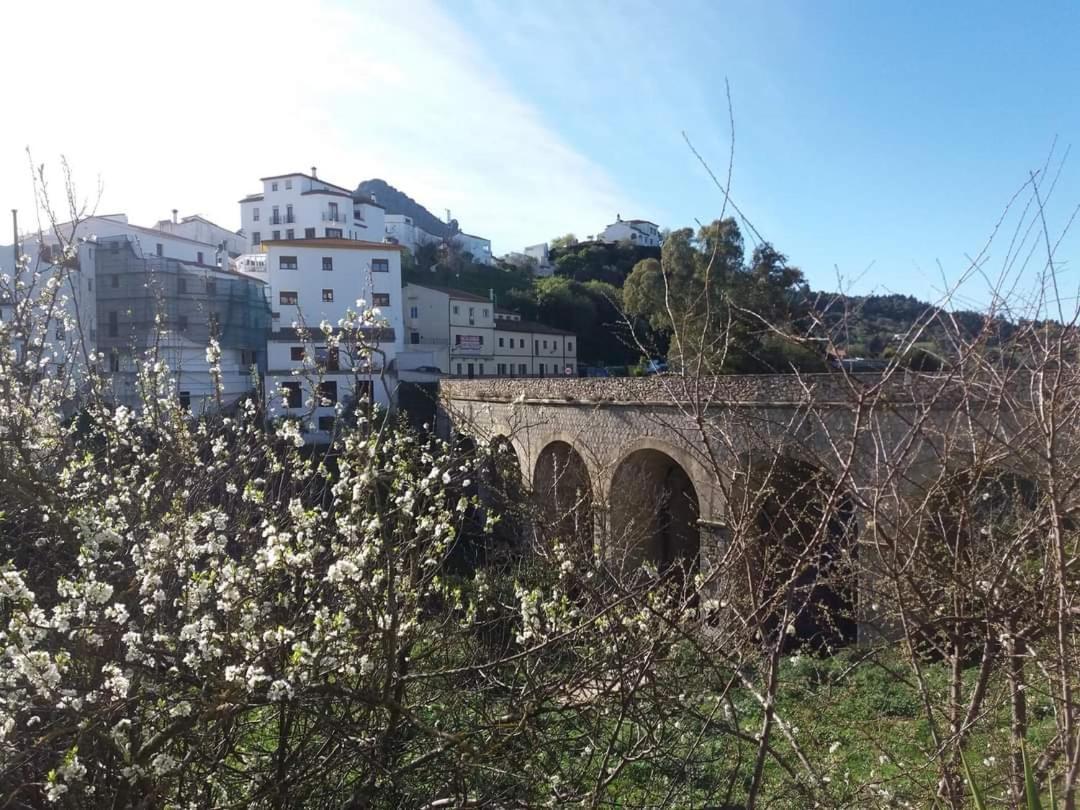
[[550, 233, 578, 249]]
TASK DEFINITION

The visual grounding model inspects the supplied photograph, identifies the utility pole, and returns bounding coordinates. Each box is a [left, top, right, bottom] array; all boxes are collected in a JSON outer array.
[[11, 210, 18, 267]]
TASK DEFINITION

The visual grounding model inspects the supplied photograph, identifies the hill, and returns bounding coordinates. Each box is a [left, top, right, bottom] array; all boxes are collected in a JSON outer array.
[[355, 179, 452, 240]]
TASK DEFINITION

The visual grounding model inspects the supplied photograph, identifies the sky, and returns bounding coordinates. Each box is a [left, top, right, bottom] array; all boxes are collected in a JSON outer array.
[[3, 0, 1080, 306]]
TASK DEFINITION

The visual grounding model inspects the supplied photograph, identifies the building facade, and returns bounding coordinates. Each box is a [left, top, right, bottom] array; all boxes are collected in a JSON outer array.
[[154, 212, 248, 257], [239, 170, 386, 248], [601, 216, 661, 247], [237, 238, 405, 432], [493, 310, 576, 377], [403, 283, 495, 377]]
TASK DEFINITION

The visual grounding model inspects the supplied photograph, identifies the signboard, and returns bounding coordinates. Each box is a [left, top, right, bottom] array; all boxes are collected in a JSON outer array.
[[455, 334, 484, 353]]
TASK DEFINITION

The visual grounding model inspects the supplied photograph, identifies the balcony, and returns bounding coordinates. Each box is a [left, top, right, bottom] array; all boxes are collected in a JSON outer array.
[[269, 214, 295, 225], [322, 211, 346, 223]]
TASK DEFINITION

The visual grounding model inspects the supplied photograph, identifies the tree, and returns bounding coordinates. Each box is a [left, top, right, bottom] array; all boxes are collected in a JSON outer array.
[[549, 233, 578, 249]]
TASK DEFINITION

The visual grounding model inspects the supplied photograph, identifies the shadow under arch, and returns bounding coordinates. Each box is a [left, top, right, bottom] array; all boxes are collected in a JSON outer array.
[[608, 447, 700, 580], [532, 440, 594, 549], [730, 452, 857, 652]]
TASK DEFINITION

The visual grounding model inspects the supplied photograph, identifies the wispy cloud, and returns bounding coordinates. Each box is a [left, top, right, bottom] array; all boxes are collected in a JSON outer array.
[[0, 0, 633, 252]]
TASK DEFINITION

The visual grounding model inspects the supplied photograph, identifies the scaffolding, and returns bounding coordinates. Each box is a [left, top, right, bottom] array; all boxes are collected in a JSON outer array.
[[93, 235, 270, 407]]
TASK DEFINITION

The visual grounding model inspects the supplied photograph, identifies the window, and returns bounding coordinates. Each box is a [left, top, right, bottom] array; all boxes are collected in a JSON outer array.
[[497, 363, 506, 375], [316, 380, 338, 406], [108, 311, 118, 337], [290, 347, 305, 362], [253, 207, 260, 222], [410, 332, 420, 345], [197, 251, 204, 264], [479, 363, 485, 376], [88, 278, 93, 292], [315, 346, 340, 371], [328, 202, 339, 220], [409, 305, 418, 319], [469, 307, 475, 319], [519, 363, 527, 375], [272, 230, 280, 240], [155, 243, 163, 257], [455, 334, 461, 345], [318, 416, 335, 432], [179, 391, 191, 410], [322, 256, 333, 271], [280, 382, 301, 408], [109, 352, 120, 372], [111, 274, 119, 288], [305, 228, 316, 239], [286, 229, 294, 240], [208, 312, 220, 337], [286, 204, 294, 223], [543, 339, 548, 349], [456, 363, 462, 375], [452, 305, 460, 315], [279, 255, 298, 269], [498, 337, 504, 347], [325, 228, 342, 238], [371, 258, 389, 273], [535, 340, 539, 354], [252, 232, 261, 245], [110, 240, 119, 253], [322, 289, 334, 302], [483, 308, 489, 317], [285, 179, 292, 190], [567, 341, 573, 352], [177, 277, 187, 294], [206, 280, 217, 296], [372, 293, 390, 307], [177, 314, 189, 331], [55, 325, 65, 341], [279, 291, 298, 305], [271, 181, 279, 191]]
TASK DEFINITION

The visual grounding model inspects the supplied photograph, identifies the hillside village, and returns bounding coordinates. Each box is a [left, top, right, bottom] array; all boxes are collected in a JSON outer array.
[[0, 168, 661, 441]]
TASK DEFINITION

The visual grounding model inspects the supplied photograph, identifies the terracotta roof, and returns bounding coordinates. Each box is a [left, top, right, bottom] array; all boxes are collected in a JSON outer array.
[[406, 283, 491, 303], [495, 319, 574, 336], [260, 238, 403, 251]]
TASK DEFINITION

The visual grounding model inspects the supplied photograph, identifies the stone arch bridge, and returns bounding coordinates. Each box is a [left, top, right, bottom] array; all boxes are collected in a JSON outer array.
[[439, 373, 991, 641]]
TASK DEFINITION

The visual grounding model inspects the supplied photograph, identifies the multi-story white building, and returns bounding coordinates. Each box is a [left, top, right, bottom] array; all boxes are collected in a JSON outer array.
[[238, 169, 386, 248], [403, 283, 496, 377], [154, 211, 248, 257], [493, 309, 576, 377], [236, 237, 405, 433], [523, 243, 556, 277], [452, 232, 493, 265], [601, 216, 661, 247], [3, 215, 265, 412], [384, 214, 440, 254]]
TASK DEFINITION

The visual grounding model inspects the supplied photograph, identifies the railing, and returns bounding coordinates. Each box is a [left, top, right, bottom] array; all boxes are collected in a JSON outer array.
[[322, 211, 345, 222], [269, 215, 295, 225]]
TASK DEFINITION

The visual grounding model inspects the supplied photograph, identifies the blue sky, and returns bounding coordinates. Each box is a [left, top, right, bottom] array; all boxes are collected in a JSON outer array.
[[2, 1, 1078, 305]]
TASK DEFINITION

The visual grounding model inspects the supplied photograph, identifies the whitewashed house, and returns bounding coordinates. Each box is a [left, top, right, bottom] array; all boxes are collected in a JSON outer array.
[[154, 211, 248, 257], [239, 169, 386, 247], [601, 216, 661, 247], [493, 309, 576, 377], [235, 235, 405, 435], [402, 284, 496, 377]]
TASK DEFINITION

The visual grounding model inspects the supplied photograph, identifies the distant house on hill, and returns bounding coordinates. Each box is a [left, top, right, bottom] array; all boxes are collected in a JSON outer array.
[[601, 215, 661, 247]]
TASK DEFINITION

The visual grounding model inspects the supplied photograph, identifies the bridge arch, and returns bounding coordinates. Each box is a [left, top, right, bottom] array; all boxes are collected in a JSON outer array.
[[729, 452, 857, 650], [533, 440, 594, 548], [607, 443, 703, 579]]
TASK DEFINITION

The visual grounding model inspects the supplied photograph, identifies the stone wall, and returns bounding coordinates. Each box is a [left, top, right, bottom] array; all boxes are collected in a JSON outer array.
[[441, 371, 960, 408]]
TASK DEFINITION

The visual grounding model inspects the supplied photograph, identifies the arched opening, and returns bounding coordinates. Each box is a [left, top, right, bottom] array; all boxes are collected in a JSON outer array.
[[608, 448, 700, 579], [730, 456, 856, 651], [533, 441, 593, 549], [909, 467, 1041, 660]]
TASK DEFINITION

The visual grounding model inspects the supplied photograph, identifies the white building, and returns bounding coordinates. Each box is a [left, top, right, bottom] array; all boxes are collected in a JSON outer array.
[[154, 211, 248, 257], [238, 169, 386, 248], [523, 243, 555, 277], [384, 214, 440, 254], [403, 283, 495, 378], [493, 309, 576, 377], [3, 215, 265, 413], [601, 216, 661, 247], [452, 232, 493, 265], [237, 237, 405, 433]]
